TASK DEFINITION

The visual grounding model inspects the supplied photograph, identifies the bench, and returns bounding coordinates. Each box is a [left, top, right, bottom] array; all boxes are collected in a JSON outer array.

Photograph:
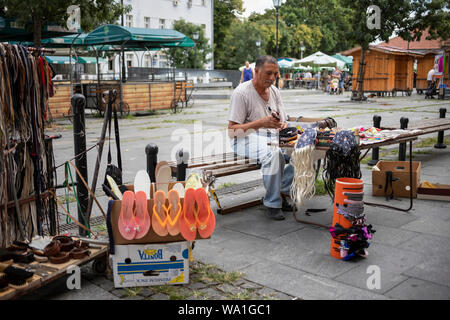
[[166, 116, 329, 214]]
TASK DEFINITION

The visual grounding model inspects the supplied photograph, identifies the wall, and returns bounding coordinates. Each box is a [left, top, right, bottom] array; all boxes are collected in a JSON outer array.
[[111, 0, 214, 73]]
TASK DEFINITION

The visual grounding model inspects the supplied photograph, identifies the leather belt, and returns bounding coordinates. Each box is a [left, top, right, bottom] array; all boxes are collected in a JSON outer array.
[[53, 236, 75, 252], [73, 239, 90, 249], [49, 252, 70, 264], [70, 248, 90, 260], [44, 240, 61, 257]]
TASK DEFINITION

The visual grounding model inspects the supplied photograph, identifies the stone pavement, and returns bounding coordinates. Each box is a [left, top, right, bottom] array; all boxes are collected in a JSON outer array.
[[32, 89, 450, 300]]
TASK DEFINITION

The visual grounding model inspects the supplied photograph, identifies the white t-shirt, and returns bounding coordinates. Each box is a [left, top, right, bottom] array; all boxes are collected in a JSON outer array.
[[427, 69, 435, 81], [228, 80, 287, 136]]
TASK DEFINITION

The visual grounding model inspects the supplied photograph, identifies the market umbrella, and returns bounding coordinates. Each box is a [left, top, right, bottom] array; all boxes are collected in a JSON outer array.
[[293, 51, 345, 69]]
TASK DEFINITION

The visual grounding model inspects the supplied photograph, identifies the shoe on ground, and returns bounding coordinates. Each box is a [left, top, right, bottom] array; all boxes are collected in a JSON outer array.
[[266, 207, 285, 221]]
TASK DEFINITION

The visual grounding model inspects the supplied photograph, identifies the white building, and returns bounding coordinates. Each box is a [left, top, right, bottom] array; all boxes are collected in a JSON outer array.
[[109, 0, 214, 74]]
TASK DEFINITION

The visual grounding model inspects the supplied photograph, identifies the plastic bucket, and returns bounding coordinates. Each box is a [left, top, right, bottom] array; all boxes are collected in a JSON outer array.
[[330, 178, 364, 259]]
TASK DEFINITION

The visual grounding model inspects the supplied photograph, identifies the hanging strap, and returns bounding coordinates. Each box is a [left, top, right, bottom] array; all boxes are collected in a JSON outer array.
[[113, 99, 122, 171], [384, 171, 399, 201], [107, 90, 114, 166], [106, 90, 122, 170]]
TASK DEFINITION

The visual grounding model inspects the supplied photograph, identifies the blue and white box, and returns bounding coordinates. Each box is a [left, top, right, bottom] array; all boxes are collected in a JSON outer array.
[[111, 242, 190, 288]]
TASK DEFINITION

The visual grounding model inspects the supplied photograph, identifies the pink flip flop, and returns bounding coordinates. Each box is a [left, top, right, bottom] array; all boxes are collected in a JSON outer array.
[[179, 188, 197, 241], [152, 190, 169, 237], [134, 191, 151, 239], [118, 191, 136, 240], [194, 188, 216, 238]]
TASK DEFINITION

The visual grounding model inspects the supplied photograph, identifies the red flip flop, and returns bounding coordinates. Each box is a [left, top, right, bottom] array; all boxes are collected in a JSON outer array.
[[179, 188, 197, 241], [194, 188, 215, 238], [167, 189, 182, 236], [134, 191, 151, 239], [118, 191, 136, 240], [152, 190, 168, 237]]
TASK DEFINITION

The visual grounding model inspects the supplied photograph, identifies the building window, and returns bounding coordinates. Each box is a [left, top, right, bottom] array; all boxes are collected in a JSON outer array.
[[126, 54, 133, 68], [108, 59, 114, 71], [202, 0, 206, 6], [126, 15, 133, 27], [159, 19, 165, 29], [144, 17, 150, 28], [144, 54, 151, 68]]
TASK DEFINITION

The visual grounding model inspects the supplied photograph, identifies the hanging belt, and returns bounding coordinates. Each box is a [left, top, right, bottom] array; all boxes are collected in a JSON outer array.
[[384, 171, 399, 201]]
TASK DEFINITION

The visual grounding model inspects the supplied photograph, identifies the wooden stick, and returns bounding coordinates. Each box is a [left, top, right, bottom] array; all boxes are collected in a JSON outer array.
[[49, 190, 98, 238], [68, 160, 107, 221]]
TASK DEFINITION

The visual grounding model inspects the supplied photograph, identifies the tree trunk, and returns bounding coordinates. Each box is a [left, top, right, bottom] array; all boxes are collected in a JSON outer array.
[[352, 47, 366, 101], [354, 46, 365, 101], [358, 48, 365, 100], [33, 15, 42, 47]]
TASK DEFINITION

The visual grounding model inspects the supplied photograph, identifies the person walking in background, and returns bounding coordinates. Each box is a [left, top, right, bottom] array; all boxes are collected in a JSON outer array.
[[240, 61, 255, 83]]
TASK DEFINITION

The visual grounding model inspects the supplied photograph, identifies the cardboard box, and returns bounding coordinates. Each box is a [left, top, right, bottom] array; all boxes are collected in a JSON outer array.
[[417, 183, 450, 202], [372, 161, 421, 198], [111, 242, 189, 288], [111, 182, 207, 245]]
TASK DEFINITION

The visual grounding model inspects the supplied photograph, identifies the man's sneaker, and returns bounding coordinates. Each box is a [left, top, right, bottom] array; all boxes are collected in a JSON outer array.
[[266, 207, 285, 220], [281, 197, 295, 212]]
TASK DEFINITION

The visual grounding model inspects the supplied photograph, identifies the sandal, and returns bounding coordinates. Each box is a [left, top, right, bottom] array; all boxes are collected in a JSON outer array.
[[179, 188, 197, 241], [152, 190, 169, 236], [134, 190, 151, 239], [194, 188, 216, 238], [167, 189, 182, 236], [118, 191, 137, 240]]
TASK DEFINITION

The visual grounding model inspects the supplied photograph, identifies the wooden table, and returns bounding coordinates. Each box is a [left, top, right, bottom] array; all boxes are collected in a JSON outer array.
[[0, 240, 108, 300]]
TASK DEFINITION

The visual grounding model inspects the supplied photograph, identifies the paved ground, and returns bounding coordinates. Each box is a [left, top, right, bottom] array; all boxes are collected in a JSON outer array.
[[27, 88, 450, 300]]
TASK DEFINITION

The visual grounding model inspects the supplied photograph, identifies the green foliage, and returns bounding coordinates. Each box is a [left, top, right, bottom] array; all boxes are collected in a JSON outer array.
[[279, 0, 357, 55], [166, 19, 212, 69], [218, 20, 266, 69], [0, 0, 130, 45], [213, 0, 243, 69]]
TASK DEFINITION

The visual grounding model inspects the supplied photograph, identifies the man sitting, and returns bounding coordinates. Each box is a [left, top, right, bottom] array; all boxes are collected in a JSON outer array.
[[228, 55, 294, 220]]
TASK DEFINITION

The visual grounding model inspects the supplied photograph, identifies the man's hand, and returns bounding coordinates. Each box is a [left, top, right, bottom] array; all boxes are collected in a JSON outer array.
[[279, 122, 288, 130], [259, 115, 283, 129]]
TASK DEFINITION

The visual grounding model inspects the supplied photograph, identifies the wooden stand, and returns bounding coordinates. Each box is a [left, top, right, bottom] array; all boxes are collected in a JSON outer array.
[[0, 239, 108, 300]]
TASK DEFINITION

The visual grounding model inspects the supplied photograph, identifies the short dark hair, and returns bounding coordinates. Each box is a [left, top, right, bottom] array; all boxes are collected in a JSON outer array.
[[255, 55, 278, 69]]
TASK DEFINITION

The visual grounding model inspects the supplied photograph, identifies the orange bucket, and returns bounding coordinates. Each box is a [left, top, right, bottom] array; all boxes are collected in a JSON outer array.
[[330, 178, 364, 259]]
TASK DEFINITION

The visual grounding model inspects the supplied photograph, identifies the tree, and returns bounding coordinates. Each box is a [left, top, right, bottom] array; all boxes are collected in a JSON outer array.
[[166, 19, 212, 69], [219, 21, 266, 69], [340, 0, 450, 100], [280, 0, 357, 54], [213, 0, 243, 69], [248, 12, 323, 59], [0, 0, 129, 46]]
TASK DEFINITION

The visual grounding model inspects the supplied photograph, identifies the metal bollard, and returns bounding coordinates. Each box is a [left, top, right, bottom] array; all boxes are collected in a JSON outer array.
[[434, 108, 447, 149], [175, 148, 190, 181], [398, 117, 409, 161], [72, 94, 89, 237], [368, 115, 382, 166], [145, 143, 158, 183]]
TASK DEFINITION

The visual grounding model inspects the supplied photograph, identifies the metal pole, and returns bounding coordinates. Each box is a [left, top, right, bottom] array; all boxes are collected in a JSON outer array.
[[398, 117, 409, 161], [434, 108, 447, 149], [175, 148, 189, 181], [71, 94, 89, 236], [121, 0, 126, 83], [276, 7, 279, 59], [368, 115, 382, 165], [146, 143, 159, 183], [85, 91, 112, 222]]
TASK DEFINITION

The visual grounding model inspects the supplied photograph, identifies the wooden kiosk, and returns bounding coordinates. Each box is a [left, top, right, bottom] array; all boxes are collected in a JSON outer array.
[[343, 45, 424, 96]]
